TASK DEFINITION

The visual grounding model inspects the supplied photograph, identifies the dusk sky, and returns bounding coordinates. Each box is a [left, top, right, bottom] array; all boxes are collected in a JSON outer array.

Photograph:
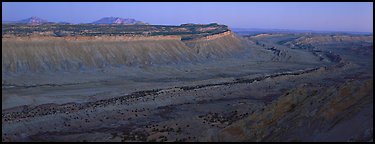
[[2, 2, 373, 33]]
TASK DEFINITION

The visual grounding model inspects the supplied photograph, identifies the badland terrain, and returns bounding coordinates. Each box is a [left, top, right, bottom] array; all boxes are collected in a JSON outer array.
[[2, 20, 373, 142]]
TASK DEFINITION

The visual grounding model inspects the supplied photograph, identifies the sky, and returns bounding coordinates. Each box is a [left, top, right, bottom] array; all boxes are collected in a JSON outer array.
[[2, 2, 373, 33]]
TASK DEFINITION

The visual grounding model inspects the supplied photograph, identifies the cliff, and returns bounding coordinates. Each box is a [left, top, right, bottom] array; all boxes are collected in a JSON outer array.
[[2, 29, 247, 73], [183, 31, 245, 58]]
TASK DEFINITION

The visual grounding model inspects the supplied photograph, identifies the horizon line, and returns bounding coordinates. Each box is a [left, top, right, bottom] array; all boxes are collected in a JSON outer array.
[[2, 19, 373, 34]]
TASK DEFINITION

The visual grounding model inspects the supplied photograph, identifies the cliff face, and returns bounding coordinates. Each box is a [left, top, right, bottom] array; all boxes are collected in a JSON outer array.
[[2, 31, 247, 73], [183, 31, 245, 58]]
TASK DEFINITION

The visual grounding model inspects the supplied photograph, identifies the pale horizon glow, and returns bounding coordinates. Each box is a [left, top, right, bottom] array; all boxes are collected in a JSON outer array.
[[2, 2, 373, 33]]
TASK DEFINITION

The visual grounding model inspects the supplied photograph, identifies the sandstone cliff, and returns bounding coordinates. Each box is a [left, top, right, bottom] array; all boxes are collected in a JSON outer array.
[[2, 31, 246, 73]]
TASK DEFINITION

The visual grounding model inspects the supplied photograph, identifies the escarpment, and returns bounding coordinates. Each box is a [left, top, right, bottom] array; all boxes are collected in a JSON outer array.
[[183, 31, 245, 58], [2, 24, 247, 74], [285, 35, 373, 48]]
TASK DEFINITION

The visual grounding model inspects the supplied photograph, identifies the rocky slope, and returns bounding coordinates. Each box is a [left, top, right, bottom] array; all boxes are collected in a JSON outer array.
[[218, 78, 373, 142], [2, 28, 246, 74]]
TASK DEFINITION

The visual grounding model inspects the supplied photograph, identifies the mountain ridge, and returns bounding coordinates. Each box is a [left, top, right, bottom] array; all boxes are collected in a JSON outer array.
[[3, 16, 148, 25], [92, 17, 148, 25], [13, 16, 50, 25]]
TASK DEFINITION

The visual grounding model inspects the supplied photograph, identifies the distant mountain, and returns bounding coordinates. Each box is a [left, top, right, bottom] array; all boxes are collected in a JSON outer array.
[[57, 22, 71, 24], [3, 17, 148, 25], [2, 21, 14, 24], [92, 17, 148, 25], [15, 17, 50, 25]]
